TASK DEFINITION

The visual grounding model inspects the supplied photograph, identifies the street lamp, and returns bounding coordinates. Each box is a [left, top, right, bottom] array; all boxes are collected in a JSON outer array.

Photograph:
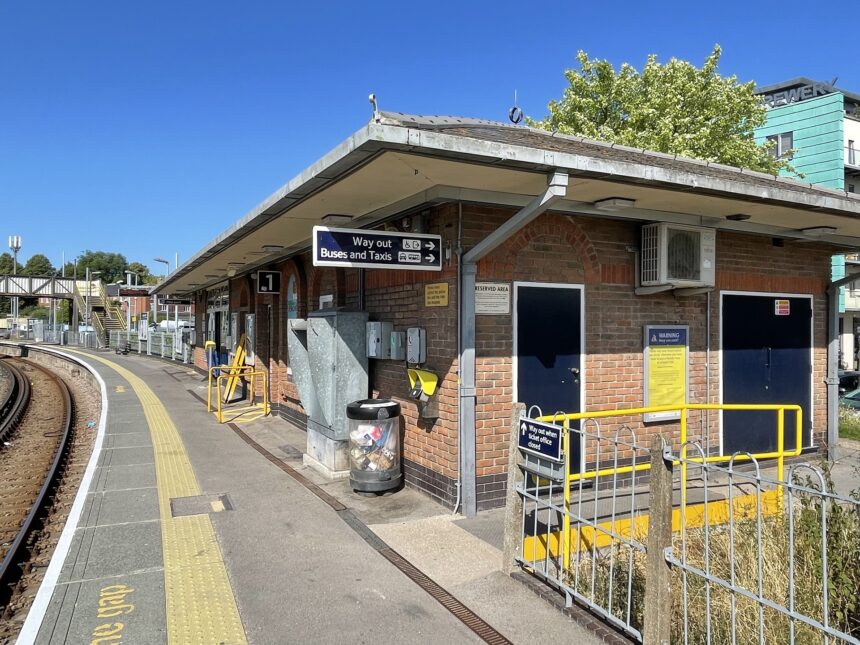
[[153, 258, 170, 323], [124, 270, 138, 339], [8, 236, 21, 332], [85, 268, 101, 346]]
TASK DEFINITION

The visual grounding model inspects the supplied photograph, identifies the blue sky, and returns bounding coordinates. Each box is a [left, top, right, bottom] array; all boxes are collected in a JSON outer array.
[[0, 0, 851, 277]]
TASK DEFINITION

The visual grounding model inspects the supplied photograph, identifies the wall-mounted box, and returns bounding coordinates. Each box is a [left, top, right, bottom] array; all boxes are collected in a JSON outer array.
[[390, 331, 406, 360], [407, 327, 426, 364], [367, 321, 393, 359]]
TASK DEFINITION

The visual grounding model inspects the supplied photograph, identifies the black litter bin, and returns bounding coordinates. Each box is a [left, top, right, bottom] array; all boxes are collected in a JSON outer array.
[[347, 399, 401, 492]]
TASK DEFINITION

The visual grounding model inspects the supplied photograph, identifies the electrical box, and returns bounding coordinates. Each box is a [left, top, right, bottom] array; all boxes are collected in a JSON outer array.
[[407, 327, 426, 364], [366, 321, 393, 359], [390, 331, 406, 361]]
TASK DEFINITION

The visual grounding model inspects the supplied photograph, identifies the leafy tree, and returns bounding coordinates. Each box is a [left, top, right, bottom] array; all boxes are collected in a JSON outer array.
[[530, 45, 795, 175], [77, 250, 128, 283], [22, 253, 56, 276], [126, 261, 158, 285], [0, 253, 13, 275]]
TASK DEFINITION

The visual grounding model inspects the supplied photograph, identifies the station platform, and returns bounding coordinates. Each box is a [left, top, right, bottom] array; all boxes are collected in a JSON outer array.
[[18, 348, 600, 645]]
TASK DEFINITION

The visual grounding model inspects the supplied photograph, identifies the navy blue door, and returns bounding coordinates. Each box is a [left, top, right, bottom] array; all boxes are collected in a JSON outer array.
[[722, 294, 811, 455], [516, 285, 583, 471]]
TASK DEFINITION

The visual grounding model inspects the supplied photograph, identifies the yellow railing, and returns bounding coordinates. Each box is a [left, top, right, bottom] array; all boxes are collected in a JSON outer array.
[[207, 365, 270, 423], [537, 403, 803, 571], [99, 282, 126, 330]]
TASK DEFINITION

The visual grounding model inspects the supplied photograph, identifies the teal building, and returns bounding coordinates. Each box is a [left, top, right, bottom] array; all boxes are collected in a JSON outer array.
[[755, 78, 860, 366]]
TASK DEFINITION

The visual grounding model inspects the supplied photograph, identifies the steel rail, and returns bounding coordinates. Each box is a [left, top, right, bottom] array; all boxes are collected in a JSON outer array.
[[0, 359, 31, 444], [0, 360, 73, 606]]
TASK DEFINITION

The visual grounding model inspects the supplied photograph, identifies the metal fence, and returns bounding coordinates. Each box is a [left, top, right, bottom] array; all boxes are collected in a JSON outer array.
[[667, 445, 860, 644], [512, 403, 857, 643], [108, 330, 192, 364]]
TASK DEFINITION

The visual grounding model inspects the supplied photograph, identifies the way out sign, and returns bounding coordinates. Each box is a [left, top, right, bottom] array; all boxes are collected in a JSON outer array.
[[518, 417, 563, 462], [313, 226, 442, 271]]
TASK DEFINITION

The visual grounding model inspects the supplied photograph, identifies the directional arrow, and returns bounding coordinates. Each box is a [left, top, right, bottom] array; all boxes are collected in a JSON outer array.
[[520, 422, 528, 435], [425, 254, 436, 263], [425, 241, 436, 251]]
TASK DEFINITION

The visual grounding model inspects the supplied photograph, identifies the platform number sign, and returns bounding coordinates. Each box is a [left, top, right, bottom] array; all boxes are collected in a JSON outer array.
[[257, 271, 281, 294]]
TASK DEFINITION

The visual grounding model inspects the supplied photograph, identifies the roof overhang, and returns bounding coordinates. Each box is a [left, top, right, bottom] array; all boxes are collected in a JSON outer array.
[[157, 118, 860, 295]]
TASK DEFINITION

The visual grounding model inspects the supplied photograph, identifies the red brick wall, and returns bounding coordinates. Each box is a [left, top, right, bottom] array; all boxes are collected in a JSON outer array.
[[200, 202, 833, 509]]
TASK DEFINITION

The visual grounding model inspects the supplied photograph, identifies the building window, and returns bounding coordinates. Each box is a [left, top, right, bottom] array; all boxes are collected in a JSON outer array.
[[850, 184, 856, 193], [850, 140, 856, 165], [767, 132, 793, 159]]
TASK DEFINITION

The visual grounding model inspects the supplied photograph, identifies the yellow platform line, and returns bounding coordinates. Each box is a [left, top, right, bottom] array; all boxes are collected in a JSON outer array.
[[67, 350, 247, 645]]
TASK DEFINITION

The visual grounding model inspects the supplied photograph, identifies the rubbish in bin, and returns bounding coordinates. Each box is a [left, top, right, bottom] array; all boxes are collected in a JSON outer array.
[[347, 399, 402, 493]]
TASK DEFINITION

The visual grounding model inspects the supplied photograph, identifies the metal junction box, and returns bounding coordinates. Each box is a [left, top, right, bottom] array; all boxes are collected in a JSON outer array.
[[366, 321, 393, 359], [407, 327, 426, 364]]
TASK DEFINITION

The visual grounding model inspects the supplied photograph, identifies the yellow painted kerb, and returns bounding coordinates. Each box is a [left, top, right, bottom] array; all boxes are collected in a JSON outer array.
[[67, 350, 247, 645]]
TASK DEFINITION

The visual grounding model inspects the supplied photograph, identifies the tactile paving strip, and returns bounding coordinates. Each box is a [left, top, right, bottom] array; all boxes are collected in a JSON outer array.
[[67, 350, 247, 645]]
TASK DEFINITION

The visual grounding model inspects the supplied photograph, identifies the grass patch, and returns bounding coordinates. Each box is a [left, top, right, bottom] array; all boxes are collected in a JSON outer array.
[[839, 405, 860, 441], [565, 465, 860, 642]]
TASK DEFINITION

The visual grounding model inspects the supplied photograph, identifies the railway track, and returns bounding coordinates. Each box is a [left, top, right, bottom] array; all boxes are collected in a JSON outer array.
[[0, 357, 73, 611]]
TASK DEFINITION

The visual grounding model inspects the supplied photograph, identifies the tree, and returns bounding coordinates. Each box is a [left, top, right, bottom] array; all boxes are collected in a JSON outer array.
[[0, 253, 13, 275], [22, 254, 55, 276], [126, 262, 158, 285], [530, 45, 795, 176], [76, 250, 127, 283]]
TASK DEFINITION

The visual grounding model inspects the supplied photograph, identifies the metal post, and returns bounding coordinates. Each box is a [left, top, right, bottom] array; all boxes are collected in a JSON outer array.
[[85, 266, 90, 344], [502, 402, 526, 574], [460, 261, 478, 517], [643, 435, 673, 645], [174, 303, 178, 360], [827, 285, 840, 458]]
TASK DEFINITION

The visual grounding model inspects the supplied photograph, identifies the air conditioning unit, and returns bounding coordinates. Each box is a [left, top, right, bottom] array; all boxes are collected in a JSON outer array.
[[641, 223, 716, 287]]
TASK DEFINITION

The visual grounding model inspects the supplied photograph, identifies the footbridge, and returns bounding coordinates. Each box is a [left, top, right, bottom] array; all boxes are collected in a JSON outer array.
[[0, 275, 75, 298]]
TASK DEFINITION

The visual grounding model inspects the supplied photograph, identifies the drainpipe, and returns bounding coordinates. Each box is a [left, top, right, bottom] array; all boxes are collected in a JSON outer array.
[[459, 171, 569, 517], [827, 284, 840, 459], [827, 271, 860, 459]]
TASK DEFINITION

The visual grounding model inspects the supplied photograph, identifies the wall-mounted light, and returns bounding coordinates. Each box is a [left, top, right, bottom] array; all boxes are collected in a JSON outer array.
[[322, 214, 353, 226], [593, 197, 636, 211], [799, 226, 837, 236], [227, 268, 237, 277], [726, 213, 751, 221], [261, 244, 284, 253], [204, 274, 222, 279]]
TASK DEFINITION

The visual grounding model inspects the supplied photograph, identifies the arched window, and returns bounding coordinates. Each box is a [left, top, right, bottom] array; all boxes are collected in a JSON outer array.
[[286, 274, 298, 320]]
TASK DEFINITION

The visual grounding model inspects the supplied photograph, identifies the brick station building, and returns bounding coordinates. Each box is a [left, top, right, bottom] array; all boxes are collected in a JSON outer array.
[[156, 111, 860, 516]]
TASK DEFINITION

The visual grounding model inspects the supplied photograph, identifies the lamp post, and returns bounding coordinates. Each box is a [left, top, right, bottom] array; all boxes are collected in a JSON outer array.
[[153, 258, 170, 325], [85, 268, 101, 347], [8, 236, 21, 333], [124, 270, 137, 341]]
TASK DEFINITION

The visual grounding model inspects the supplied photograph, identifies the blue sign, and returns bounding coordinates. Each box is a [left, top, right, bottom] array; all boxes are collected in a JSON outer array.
[[518, 417, 563, 462], [313, 226, 442, 271], [647, 327, 687, 346]]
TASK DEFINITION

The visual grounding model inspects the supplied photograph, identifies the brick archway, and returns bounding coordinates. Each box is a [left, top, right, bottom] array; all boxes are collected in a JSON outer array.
[[477, 213, 601, 284]]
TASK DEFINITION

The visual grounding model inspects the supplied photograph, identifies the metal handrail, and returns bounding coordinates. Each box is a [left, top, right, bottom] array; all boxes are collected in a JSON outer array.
[[98, 282, 126, 330], [538, 403, 802, 574]]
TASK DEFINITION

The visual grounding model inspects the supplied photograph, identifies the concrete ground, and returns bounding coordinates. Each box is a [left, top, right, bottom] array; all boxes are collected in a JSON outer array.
[[180, 371, 600, 644], [25, 350, 599, 645]]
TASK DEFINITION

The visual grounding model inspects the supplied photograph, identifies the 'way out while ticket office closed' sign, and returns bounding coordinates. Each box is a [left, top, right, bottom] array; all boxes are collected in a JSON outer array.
[[643, 325, 688, 422]]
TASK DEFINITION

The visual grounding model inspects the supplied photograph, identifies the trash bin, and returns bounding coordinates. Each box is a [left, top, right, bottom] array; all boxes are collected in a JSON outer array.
[[347, 399, 401, 493]]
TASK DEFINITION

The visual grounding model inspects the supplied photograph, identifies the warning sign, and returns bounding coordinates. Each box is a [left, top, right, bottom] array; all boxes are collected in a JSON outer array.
[[774, 299, 790, 316], [425, 283, 449, 307], [644, 325, 688, 422]]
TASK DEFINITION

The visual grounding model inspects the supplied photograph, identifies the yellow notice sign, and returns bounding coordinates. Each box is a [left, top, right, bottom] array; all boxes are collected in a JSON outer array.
[[425, 282, 449, 307], [644, 326, 688, 422]]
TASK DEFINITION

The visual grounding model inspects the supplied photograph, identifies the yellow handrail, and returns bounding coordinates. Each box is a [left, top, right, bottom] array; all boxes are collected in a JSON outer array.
[[538, 402, 803, 571], [207, 365, 269, 423]]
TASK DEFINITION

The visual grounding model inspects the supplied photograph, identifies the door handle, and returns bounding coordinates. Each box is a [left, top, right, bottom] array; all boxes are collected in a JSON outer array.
[[569, 367, 580, 384]]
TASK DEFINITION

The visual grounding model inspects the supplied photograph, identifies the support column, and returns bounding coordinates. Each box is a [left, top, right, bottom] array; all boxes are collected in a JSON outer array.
[[828, 285, 840, 458], [460, 262, 478, 517]]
